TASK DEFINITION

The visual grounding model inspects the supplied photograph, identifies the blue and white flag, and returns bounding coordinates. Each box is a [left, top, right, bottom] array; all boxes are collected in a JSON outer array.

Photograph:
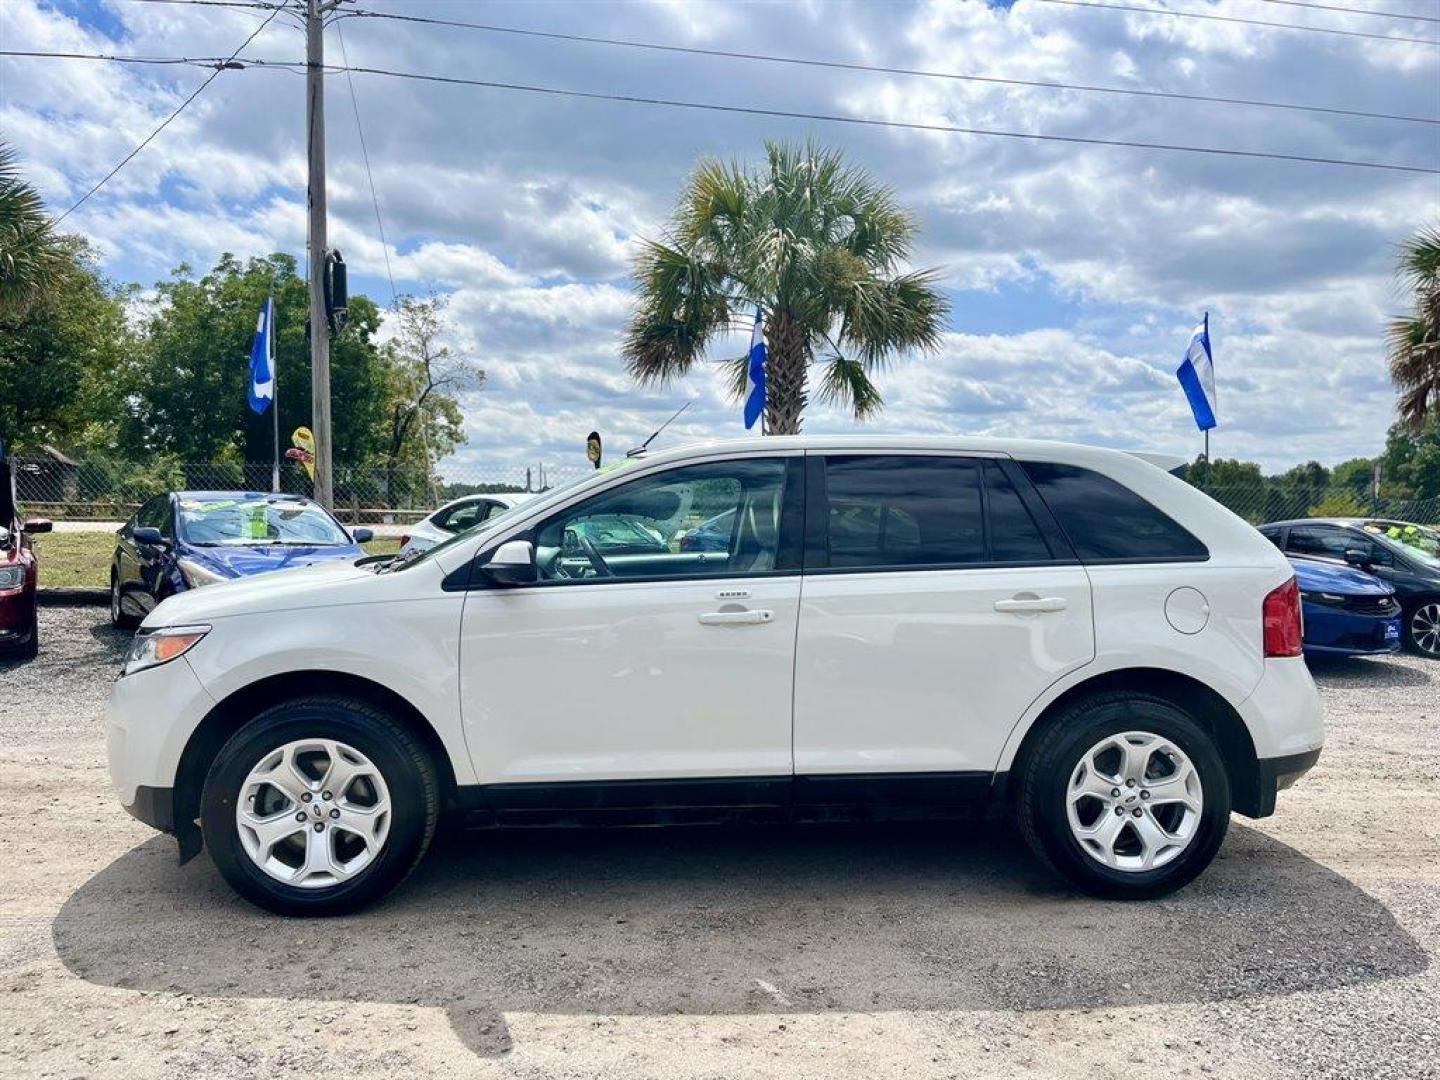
[[743, 308, 766, 430], [247, 295, 275, 415], [1175, 312, 1216, 432]]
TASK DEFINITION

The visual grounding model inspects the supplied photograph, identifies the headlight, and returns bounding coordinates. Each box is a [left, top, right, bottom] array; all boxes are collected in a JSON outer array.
[[1300, 591, 1346, 607], [0, 566, 24, 592], [178, 558, 230, 588], [122, 625, 210, 677]]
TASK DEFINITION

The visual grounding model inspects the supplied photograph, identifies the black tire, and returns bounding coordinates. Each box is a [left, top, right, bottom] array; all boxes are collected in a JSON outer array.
[[1403, 600, 1440, 658], [201, 696, 440, 916], [1015, 691, 1231, 900], [110, 570, 139, 630], [1, 609, 38, 660]]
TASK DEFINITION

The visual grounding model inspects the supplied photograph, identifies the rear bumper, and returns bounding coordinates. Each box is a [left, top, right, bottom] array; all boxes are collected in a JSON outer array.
[[1248, 747, 1321, 817]]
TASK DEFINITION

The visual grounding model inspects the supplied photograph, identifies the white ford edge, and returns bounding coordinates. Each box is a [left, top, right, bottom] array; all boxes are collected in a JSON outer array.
[[106, 436, 1323, 915]]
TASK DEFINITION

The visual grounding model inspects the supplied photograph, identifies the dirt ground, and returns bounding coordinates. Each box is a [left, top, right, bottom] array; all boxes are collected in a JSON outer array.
[[1, 605, 1435, 1079]]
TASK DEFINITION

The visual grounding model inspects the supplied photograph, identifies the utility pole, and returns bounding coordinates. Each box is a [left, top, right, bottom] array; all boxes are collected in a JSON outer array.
[[306, 0, 334, 508]]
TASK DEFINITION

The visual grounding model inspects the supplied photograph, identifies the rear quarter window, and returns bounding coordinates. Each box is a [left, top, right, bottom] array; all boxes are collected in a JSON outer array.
[[1020, 461, 1208, 563]]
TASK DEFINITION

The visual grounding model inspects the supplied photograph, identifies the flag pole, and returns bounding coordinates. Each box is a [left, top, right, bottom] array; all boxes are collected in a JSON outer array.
[[270, 296, 280, 493]]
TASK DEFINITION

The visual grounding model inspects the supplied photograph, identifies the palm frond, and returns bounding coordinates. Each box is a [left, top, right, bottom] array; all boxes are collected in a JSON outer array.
[[817, 353, 884, 420]]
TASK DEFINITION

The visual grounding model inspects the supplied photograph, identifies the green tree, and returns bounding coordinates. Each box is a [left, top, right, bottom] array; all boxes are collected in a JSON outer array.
[[1388, 224, 1440, 431], [0, 237, 131, 451], [380, 295, 482, 504], [0, 143, 68, 319], [622, 140, 949, 434], [122, 254, 396, 474]]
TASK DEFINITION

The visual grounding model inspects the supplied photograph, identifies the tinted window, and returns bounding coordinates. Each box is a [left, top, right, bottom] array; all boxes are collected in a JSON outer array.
[[136, 496, 167, 530], [1021, 462, 1208, 562], [535, 458, 788, 582], [984, 462, 1054, 562], [1285, 526, 1353, 560], [821, 456, 985, 569], [437, 499, 495, 534], [1257, 527, 1284, 550]]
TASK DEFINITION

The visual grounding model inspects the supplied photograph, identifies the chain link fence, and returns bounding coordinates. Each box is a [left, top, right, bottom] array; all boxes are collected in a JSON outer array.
[[1189, 485, 1440, 527], [11, 455, 589, 525], [13, 452, 1440, 529]]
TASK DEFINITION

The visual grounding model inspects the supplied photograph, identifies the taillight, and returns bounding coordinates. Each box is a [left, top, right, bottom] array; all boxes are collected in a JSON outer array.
[[1263, 576, 1303, 657]]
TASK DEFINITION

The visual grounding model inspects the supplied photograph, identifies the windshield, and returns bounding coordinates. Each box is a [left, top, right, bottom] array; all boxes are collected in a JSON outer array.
[[380, 463, 638, 573], [178, 496, 351, 547], [1365, 521, 1440, 570]]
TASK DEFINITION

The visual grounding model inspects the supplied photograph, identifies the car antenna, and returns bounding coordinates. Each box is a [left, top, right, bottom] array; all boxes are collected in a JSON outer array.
[[627, 401, 692, 458]]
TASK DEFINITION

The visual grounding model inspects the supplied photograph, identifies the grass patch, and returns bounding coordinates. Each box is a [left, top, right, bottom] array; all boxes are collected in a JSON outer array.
[[31, 531, 400, 590]]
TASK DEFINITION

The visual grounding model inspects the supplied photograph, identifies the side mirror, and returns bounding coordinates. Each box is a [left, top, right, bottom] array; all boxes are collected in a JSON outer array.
[[479, 539, 538, 587], [133, 526, 167, 547], [22, 519, 52, 535], [351, 527, 374, 544], [1343, 548, 1371, 568]]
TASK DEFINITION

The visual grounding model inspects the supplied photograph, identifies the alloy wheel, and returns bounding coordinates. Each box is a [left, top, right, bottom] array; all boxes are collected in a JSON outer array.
[[235, 738, 392, 889], [1411, 603, 1440, 656], [1065, 731, 1203, 873], [110, 577, 121, 624]]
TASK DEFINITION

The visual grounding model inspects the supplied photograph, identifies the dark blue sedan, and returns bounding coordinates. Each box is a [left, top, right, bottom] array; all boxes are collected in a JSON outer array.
[[109, 491, 372, 627], [1289, 555, 1401, 659]]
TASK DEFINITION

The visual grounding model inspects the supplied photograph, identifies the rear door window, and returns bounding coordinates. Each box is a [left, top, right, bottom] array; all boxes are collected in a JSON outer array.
[[984, 461, 1055, 562], [817, 455, 985, 569], [1020, 461, 1208, 563]]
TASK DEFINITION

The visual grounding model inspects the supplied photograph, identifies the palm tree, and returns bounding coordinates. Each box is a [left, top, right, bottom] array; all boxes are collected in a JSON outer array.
[[622, 141, 949, 434], [1388, 224, 1440, 431], [0, 142, 66, 319]]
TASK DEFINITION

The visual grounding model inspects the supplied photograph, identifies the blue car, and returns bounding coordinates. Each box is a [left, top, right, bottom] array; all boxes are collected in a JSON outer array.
[[109, 491, 372, 627], [1289, 555, 1401, 659]]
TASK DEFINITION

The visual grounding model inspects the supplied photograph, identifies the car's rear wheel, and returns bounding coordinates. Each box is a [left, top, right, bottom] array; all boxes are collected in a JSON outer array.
[[1405, 601, 1440, 658], [1016, 692, 1230, 899], [110, 571, 138, 629], [201, 696, 439, 916]]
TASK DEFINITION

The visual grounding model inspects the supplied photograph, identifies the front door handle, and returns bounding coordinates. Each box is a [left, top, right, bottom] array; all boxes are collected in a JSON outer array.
[[698, 609, 774, 626], [994, 596, 1068, 614]]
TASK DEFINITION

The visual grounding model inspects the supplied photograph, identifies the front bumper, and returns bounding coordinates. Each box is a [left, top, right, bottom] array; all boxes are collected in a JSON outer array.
[[105, 655, 214, 813], [123, 785, 175, 831]]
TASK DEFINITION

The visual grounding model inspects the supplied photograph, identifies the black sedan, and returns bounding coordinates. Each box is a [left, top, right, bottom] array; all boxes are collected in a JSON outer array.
[[1259, 518, 1440, 657]]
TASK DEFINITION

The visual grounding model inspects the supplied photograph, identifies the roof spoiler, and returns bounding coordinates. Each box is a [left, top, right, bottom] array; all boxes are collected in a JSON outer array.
[[1127, 451, 1189, 476]]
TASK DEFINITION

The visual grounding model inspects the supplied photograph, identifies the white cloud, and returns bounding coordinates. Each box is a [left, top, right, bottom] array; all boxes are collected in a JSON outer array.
[[2, 0, 1435, 478]]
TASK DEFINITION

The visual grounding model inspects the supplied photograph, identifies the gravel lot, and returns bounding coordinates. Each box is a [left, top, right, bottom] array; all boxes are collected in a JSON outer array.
[[1, 605, 1436, 1079]]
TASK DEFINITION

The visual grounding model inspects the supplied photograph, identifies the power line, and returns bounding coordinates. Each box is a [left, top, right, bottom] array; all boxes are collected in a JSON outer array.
[[0, 49, 306, 70], [334, 61, 1439, 174], [334, 20, 396, 305], [342, 8, 1439, 126], [52, 6, 285, 225], [117, 0, 293, 10], [1255, 0, 1440, 23], [1031, 0, 1438, 45]]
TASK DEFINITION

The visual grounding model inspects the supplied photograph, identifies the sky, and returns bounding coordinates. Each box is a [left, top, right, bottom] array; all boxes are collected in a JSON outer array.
[[2, 0, 1438, 481]]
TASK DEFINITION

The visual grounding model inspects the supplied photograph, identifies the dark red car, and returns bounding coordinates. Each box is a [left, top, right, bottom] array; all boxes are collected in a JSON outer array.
[[0, 452, 51, 659]]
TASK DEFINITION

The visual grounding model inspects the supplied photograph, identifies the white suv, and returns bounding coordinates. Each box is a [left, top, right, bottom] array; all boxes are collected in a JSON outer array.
[[106, 436, 1323, 915]]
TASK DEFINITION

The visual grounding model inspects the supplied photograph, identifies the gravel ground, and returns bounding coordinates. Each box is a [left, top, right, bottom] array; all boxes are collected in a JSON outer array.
[[0, 605, 1435, 1079]]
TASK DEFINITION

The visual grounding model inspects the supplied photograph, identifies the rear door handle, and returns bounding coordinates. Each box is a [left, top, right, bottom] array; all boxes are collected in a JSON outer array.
[[994, 596, 1068, 614], [698, 610, 774, 626]]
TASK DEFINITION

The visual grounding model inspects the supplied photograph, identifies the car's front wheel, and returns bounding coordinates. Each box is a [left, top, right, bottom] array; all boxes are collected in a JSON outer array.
[[1405, 601, 1440, 658], [1016, 692, 1230, 899], [201, 696, 439, 916]]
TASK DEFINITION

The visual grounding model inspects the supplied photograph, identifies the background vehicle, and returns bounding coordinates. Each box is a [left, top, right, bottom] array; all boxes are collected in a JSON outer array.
[[109, 491, 372, 628], [0, 452, 51, 659], [676, 508, 735, 552], [107, 437, 1322, 915], [1286, 555, 1401, 659], [1259, 518, 1440, 657], [397, 493, 532, 558]]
